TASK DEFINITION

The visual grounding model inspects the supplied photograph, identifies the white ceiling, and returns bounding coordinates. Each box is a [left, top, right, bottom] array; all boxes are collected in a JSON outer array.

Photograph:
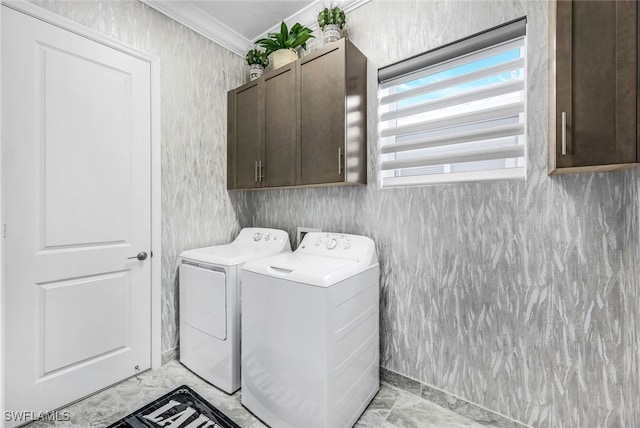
[[140, 0, 370, 56]]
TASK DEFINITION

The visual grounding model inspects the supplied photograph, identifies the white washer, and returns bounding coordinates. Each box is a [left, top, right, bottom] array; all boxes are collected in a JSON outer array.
[[179, 227, 291, 394], [241, 232, 379, 428]]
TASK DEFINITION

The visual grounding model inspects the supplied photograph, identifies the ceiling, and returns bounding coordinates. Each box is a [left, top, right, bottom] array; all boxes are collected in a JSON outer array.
[[140, 0, 370, 56]]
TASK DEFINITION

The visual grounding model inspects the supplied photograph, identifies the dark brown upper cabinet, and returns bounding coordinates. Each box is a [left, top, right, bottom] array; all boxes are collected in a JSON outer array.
[[262, 63, 297, 187], [227, 81, 260, 189], [549, 0, 639, 174], [227, 63, 297, 189], [227, 38, 367, 190], [299, 39, 367, 186]]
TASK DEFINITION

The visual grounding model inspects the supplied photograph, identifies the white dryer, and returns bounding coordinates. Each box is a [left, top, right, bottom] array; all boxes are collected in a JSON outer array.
[[241, 232, 379, 428], [179, 227, 291, 394]]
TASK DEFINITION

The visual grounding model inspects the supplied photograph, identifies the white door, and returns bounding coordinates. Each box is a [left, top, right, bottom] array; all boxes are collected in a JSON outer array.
[[2, 5, 152, 421]]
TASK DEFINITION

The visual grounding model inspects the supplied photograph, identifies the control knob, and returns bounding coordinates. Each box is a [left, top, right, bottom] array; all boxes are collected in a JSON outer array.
[[327, 238, 338, 250], [253, 232, 262, 241]]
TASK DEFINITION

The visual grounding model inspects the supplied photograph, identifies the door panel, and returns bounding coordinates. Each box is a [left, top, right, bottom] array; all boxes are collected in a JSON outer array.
[[299, 47, 345, 184], [40, 272, 131, 374], [2, 5, 152, 421], [180, 264, 227, 341], [555, 0, 637, 168], [43, 44, 131, 247], [263, 65, 296, 187], [233, 83, 261, 189]]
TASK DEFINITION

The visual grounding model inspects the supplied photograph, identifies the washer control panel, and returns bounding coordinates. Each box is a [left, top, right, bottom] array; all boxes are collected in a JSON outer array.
[[313, 234, 351, 251], [301, 232, 373, 258]]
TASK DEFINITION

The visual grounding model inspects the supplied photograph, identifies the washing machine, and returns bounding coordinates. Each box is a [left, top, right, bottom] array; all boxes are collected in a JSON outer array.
[[179, 227, 291, 394], [241, 232, 379, 428]]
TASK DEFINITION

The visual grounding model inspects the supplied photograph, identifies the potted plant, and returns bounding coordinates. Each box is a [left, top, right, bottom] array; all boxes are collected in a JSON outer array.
[[246, 48, 269, 80], [317, 6, 346, 44], [256, 21, 315, 69]]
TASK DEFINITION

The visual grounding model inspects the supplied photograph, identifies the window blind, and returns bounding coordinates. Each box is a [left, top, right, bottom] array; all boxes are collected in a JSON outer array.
[[377, 18, 527, 188]]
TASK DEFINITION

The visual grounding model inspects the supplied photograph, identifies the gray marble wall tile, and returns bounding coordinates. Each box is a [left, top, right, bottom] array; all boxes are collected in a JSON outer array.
[[241, 1, 640, 427], [22, 1, 640, 427], [382, 367, 526, 428], [29, 0, 247, 353], [386, 388, 488, 428], [624, 168, 640, 425], [160, 347, 178, 365], [381, 367, 422, 397]]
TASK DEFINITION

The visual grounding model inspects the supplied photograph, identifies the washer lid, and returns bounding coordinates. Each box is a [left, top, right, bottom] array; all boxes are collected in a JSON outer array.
[[242, 252, 363, 287]]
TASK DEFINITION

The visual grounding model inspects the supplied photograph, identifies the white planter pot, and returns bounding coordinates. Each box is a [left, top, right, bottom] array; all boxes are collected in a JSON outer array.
[[271, 49, 298, 69], [249, 63, 264, 81], [323, 24, 342, 44]]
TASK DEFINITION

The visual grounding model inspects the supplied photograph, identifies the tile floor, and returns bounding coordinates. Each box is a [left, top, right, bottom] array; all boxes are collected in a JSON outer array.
[[27, 360, 493, 427]]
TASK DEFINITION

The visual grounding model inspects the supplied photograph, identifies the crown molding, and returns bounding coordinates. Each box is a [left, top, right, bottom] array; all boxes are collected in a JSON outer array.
[[258, 0, 371, 37], [140, 0, 371, 57], [140, 0, 251, 56]]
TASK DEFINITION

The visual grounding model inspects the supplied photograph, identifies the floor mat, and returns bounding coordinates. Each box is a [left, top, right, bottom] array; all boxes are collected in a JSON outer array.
[[106, 384, 240, 428]]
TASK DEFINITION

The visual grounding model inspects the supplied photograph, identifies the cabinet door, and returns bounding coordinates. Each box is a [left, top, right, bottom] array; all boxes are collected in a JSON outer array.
[[553, 0, 637, 170], [299, 46, 346, 185], [231, 82, 261, 189], [263, 64, 297, 187]]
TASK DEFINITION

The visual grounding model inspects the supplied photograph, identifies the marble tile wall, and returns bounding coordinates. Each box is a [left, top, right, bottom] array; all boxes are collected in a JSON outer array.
[[237, 1, 640, 426], [22, 1, 640, 426], [626, 169, 640, 425], [28, 0, 248, 357], [380, 367, 525, 428]]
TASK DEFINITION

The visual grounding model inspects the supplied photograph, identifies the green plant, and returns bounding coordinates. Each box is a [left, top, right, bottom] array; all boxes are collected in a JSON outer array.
[[256, 21, 315, 55], [246, 48, 269, 67], [317, 6, 346, 30]]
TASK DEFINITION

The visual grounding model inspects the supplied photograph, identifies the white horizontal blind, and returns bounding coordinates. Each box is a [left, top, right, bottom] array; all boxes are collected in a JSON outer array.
[[378, 20, 526, 188]]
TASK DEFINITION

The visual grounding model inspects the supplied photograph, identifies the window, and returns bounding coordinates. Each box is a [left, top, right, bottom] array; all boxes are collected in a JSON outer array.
[[377, 18, 527, 188]]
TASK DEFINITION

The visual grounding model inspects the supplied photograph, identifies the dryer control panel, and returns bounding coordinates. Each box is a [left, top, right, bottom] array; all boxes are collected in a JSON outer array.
[[297, 232, 377, 265], [234, 227, 289, 248]]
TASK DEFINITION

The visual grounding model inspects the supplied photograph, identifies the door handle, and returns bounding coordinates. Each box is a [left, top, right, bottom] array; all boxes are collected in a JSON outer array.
[[561, 111, 567, 155], [338, 147, 343, 174], [128, 251, 148, 261]]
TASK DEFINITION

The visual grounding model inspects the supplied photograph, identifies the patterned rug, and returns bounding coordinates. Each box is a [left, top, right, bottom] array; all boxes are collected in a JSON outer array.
[[107, 385, 240, 428]]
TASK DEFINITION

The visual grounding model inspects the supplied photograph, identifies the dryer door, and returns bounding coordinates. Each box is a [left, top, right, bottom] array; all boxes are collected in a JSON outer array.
[[180, 264, 227, 340]]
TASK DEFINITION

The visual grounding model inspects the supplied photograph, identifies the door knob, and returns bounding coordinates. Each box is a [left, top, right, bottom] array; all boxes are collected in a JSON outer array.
[[128, 251, 148, 261]]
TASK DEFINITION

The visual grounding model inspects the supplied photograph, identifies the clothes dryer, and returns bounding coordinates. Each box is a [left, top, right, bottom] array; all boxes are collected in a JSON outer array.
[[241, 232, 379, 428], [179, 228, 291, 394]]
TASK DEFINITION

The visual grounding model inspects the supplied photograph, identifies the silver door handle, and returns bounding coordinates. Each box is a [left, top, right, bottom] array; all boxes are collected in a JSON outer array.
[[561, 111, 567, 155], [128, 251, 148, 261], [338, 147, 343, 174], [254, 161, 258, 182], [259, 161, 264, 182]]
